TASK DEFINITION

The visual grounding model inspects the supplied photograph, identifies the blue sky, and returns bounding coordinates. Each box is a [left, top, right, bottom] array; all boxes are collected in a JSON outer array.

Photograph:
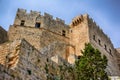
[[0, 0, 120, 48]]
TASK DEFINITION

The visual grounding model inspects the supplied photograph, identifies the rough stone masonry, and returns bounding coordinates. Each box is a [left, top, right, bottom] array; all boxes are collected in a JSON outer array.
[[0, 8, 120, 79]]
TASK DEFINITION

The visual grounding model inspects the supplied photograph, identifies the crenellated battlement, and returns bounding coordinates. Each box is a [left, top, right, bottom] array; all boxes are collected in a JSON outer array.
[[17, 8, 27, 13], [44, 12, 53, 19], [17, 8, 41, 15], [88, 17, 112, 46], [71, 15, 84, 26], [13, 8, 69, 38], [15, 8, 66, 27], [69, 13, 120, 75], [30, 10, 41, 15], [56, 17, 65, 24], [0, 8, 120, 77]]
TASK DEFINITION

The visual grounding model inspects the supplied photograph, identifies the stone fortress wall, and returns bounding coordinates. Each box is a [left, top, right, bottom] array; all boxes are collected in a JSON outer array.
[[0, 26, 9, 65], [87, 16, 120, 76], [8, 8, 75, 63], [0, 39, 72, 80], [69, 14, 89, 56], [9, 39, 47, 80], [69, 14, 120, 76], [13, 9, 69, 37], [116, 48, 120, 72], [9, 9, 71, 52], [116, 48, 120, 53], [0, 26, 8, 44], [0, 8, 120, 79]]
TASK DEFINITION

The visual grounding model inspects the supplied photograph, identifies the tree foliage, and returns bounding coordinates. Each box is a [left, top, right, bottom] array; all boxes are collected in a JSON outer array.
[[75, 43, 109, 80]]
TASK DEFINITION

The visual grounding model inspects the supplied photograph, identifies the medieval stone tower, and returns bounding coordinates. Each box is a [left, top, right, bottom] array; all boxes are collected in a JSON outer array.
[[70, 14, 120, 76], [0, 8, 120, 79]]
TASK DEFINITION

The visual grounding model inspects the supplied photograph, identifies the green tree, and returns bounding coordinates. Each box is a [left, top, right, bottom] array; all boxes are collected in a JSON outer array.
[[75, 43, 109, 80]]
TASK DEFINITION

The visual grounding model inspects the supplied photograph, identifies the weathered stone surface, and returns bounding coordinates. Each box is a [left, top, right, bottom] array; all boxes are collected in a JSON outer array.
[[0, 39, 73, 80], [69, 14, 120, 76], [87, 17, 120, 76], [14, 8, 69, 37], [70, 14, 89, 56], [0, 26, 8, 44], [115, 48, 120, 73], [0, 42, 10, 65], [0, 8, 120, 80]]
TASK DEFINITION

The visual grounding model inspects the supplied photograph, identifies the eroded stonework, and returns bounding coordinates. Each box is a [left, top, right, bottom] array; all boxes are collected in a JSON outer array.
[[0, 8, 120, 79], [0, 26, 8, 44]]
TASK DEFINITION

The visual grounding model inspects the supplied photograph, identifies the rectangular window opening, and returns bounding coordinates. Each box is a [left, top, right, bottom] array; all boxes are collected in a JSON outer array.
[[98, 39, 101, 45], [93, 35, 95, 41], [20, 20, 25, 26], [27, 70, 32, 75], [62, 30, 66, 36], [35, 22, 41, 28], [109, 49, 112, 56], [104, 44, 107, 50]]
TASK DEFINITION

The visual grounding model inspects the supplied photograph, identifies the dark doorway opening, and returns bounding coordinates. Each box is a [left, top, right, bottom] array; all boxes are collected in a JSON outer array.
[[35, 22, 41, 28]]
